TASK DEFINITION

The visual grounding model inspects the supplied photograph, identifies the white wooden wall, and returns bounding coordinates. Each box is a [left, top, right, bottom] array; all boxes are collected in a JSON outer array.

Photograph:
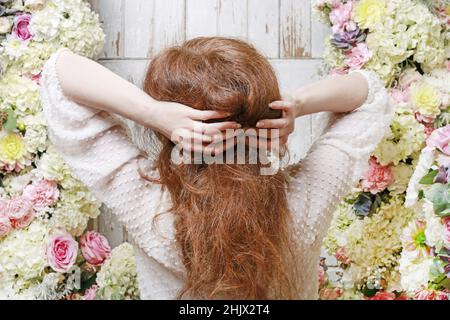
[[89, 0, 330, 246]]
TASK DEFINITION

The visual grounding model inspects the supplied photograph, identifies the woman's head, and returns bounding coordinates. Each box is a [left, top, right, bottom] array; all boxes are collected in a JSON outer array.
[[144, 37, 299, 299]]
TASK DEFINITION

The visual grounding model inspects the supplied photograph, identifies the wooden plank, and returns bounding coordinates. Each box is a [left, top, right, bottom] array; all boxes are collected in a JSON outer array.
[[97, 206, 126, 249], [311, 9, 331, 58], [91, 0, 124, 58], [186, 0, 219, 39], [247, 0, 279, 58], [280, 0, 311, 58], [272, 59, 323, 160], [123, 0, 154, 58], [217, 0, 248, 38], [150, 0, 185, 57]]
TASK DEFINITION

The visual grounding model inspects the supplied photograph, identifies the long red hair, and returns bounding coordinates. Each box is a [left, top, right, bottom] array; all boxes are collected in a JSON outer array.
[[144, 37, 300, 299]]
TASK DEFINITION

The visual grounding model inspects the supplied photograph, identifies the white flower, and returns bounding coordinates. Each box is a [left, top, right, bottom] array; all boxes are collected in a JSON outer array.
[[399, 251, 434, 293], [29, 7, 61, 42], [423, 200, 445, 248], [405, 150, 435, 207], [1, 35, 29, 60]]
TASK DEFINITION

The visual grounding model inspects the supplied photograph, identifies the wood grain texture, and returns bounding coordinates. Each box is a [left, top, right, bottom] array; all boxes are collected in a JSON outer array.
[[123, 0, 154, 58], [217, 0, 248, 38], [280, 0, 311, 59], [247, 0, 279, 58]]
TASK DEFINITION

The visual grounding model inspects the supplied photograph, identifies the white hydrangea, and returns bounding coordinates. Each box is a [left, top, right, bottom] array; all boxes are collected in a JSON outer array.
[[1, 35, 30, 60], [0, 220, 48, 290], [399, 251, 434, 293], [29, 6, 61, 42], [96, 243, 140, 300]]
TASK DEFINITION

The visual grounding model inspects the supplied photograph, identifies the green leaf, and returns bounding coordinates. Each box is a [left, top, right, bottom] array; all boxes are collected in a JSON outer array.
[[425, 184, 450, 217], [419, 169, 438, 185], [3, 108, 17, 132]]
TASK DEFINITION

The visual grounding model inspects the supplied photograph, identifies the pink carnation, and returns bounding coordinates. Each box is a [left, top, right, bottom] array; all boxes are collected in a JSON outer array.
[[6, 196, 35, 229], [0, 214, 12, 238], [415, 289, 437, 300], [345, 43, 372, 70], [79, 231, 111, 266], [13, 14, 32, 41], [83, 285, 99, 300], [361, 157, 394, 194], [23, 179, 59, 212], [335, 247, 351, 265], [366, 291, 396, 300], [47, 234, 79, 273], [320, 288, 343, 300]]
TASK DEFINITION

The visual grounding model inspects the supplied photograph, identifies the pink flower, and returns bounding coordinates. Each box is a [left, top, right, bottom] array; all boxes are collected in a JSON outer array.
[[345, 43, 372, 70], [390, 88, 409, 104], [366, 291, 396, 300], [318, 265, 326, 287], [47, 234, 79, 273], [437, 290, 450, 300], [331, 67, 349, 76], [83, 285, 99, 300], [13, 14, 32, 41], [444, 217, 450, 245], [5, 196, 35, 229], [335, 247, 351, 264], [415, 111, 435, 124], [361, 157, 394, 194], [426, 125, 450, 166], [446, 61, 450, 72], [399, 69, 422, 89], [330, 2, 353, 34], [0, 214, 12, 238], [415, 289, 436, 300], [23, 179, 59, 212], [320, 288, 343, 300], [79, 231, 111, 266]]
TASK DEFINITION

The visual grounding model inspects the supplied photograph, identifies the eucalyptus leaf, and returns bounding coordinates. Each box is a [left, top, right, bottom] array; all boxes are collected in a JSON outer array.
[[3, 108, 17, 132], [425, 184, 450, 217]]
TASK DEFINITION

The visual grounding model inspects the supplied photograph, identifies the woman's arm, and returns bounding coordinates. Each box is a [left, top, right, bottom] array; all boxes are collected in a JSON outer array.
[[55, 51, 241, 149], [290, 72, 369, 117], [256, 72, 370, 143]]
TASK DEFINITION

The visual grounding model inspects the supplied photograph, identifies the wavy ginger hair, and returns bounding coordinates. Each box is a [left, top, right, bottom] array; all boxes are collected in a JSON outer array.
[[143, 37, 300, 299]]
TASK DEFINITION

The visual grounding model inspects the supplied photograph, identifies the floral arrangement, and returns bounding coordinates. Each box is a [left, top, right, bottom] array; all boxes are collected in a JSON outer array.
[[0, 0, 138, 300], [315, 0, 450, 299]]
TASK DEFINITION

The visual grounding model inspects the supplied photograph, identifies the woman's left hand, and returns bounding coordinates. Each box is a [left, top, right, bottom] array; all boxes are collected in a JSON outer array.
[[255, 100, 297, 148]]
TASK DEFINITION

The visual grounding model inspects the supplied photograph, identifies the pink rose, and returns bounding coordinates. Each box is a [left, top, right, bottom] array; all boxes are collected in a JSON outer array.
[[345, 43, 372, 70], [6, 197, 35, 229], [330, 2, 353, 34], [0, 214, 12, 238], [47, 234, 79, 273], [437, 290, 450, 300], [23, 179, 59, 212], [79, 231, 111, 266], [83, 285, 99, 300], [361, 157, 394, 194], [13, 14, 32, 41]]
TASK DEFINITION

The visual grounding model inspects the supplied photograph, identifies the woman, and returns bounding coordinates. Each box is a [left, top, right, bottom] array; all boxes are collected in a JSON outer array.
[[40, 37, 392, 299]]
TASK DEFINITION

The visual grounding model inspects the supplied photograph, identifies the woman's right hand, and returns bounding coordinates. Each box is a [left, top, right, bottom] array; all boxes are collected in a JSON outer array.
[[148, 101, 242, 153]]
